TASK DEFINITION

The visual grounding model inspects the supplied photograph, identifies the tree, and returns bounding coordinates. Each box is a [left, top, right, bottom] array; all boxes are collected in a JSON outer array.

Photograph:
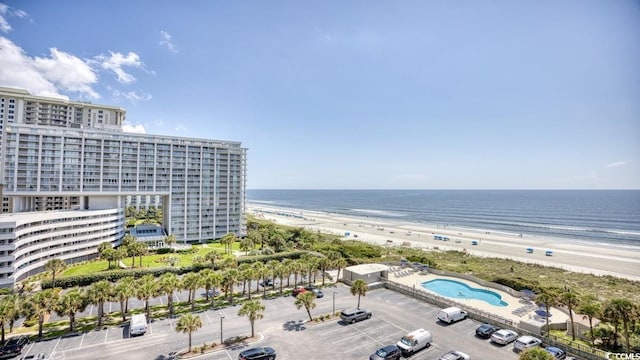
[[221, 269, 239, 304], [252, 261, 266, 295], [578, 295, 601, 345], [204, 250, 221, 269], [220, 233, 237, 255], [201, 269, 222, 308], [122, 234, 136, 247], [175, 313, 202, 353], [333, 257, 347, 282], [350, 279, 368, 308], [0, 297, 13, 342], [113, 277, 135, 321], [87, 280, 113, 327], [44, 258, 66, 288], [98, 242, 114, 268], [158, 272, 181, 317], [535, 289, 559, 336], [559, 288, 580, 341], [55, 288, 87, 332], [30, 288, 61, 337], [317, 257, 330, 286], [519, 347, 554, 360], [165, 234, 177, 249], [604, 298, 637, 352], [237, 300, 265, 338], [294, 292, 316, 322], [182, 272, 201, 311], [136, 275, 158, 320], [239, 237, 254, 255]]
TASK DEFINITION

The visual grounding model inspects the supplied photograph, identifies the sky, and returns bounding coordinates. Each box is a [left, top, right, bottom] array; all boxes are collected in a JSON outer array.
[[0, 1, 639, 190]]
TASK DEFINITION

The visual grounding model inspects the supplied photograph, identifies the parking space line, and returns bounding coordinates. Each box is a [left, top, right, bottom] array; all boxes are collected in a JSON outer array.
[[203, 310, 212, 323], [78, 332, 86, 348], [88, 305, 94, 316], [104, 328, 109, 343], [51, 336, 62, 354]]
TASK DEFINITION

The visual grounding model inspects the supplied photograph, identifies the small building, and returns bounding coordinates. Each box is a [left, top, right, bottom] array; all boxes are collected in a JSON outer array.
[[342, 263, 389, 285]]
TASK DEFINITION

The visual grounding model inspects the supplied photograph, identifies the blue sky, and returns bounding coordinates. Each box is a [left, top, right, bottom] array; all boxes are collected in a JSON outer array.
[[1, 1, 638, 190]]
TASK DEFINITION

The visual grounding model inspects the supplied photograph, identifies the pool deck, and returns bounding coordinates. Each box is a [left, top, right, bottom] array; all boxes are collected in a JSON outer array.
[[387, 267, 569, 327]]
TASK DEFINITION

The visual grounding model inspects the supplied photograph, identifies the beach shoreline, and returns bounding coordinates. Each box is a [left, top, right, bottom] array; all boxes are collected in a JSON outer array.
[[247, 203, 640, 281]]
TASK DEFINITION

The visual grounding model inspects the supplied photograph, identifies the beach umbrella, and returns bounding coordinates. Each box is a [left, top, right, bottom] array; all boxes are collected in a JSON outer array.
[[535, 309, 552, 318]]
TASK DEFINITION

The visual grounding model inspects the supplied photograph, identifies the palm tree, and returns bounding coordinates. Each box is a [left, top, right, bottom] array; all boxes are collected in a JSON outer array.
[[204, 250, 221, 269], [56, 288, 88, 332], [2, 294, 22, 334], [291, 260, 304, 287], [295, 292, 316, 322], [237, 300, 265, 338], [220, 233, 237, 255], [175, 313, 202, 353], [559, 288, 580, 341], [239, 237, 254, 255], [252, 261, 266, 295], [182, 272, 201, 311], [535, 289, 559, 336], [317, 257, 330, 286], [113, 277, 135, 321], [604, 298, 637, 352], [266, 260, 280, 290], [578, 295, 601, 345], [30, 288, 61, 337], [0, 297, 12, 342], [246, 230, 262, 251], [136, 275, 158, 320], [44, 258, 66, 288], [281, 259, 293, 288], [158, 272, 181, 317], [333, 257, 347, 282], [165, 234, 177, 249], [350, 279, 368, 308], [222, 268, 240, 305], [202, 270, 222, 308], [87, 280, 113, 327], [274, 263, 287, 295], [519, 347, 554, 360], [122, 233, 137, 247]]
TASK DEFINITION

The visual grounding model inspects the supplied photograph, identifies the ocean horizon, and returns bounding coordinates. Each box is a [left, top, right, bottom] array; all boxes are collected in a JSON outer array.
[[247, 189, 640, 249]]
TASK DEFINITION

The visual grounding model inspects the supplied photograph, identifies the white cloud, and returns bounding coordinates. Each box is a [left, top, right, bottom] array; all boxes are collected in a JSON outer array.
[[122, 123, 146, 134], [606, 161, 628, 168], [110, 88, 152, 103], [33, 48, 99, 98], [175, 124, 187, 132], [0, 3, 27, 33], [92, 51, 145, 84], [159, 30, 178, 53], [0, 36, 98, 99]]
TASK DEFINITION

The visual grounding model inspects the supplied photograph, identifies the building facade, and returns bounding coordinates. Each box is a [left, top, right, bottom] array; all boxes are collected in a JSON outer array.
[[0, 87, 247, 287]]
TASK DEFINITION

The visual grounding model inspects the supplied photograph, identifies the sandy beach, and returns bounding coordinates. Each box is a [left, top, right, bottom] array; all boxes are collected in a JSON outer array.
[[248, 204, 640, 281]]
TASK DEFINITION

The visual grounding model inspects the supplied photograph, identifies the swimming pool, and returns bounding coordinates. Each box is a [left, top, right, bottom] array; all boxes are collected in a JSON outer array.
[[421, 279, 508, 307]]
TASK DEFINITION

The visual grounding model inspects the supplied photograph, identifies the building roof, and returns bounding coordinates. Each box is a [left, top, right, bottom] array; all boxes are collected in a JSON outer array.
[[345, 263, 389, 275]]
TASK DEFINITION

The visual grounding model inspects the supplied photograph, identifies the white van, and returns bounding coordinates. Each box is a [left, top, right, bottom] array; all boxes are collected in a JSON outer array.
[[396, 328, 432, 356], [437, 307, 468, 324], [129, 314, 148, 336]]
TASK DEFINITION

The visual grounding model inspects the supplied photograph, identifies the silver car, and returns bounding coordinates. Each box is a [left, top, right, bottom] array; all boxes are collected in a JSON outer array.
[[490, 329, 518, 345]]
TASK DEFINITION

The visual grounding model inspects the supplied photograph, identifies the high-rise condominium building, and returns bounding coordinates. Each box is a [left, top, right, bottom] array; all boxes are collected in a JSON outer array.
[[0, 87, 247, 287]]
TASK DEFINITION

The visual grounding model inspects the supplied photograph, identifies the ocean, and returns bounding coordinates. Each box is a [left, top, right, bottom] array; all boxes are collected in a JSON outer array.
[[247, 190, 640, 249]]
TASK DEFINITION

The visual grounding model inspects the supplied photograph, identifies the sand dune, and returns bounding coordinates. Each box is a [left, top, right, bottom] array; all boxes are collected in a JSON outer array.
[[248, 204, 640, 281]]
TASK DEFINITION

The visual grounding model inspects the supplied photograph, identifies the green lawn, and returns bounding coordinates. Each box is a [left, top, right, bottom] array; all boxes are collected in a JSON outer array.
[[61, 242, 238, 277]]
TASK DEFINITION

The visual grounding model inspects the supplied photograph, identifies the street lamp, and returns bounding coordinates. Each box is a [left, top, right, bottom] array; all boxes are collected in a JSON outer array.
[[218, 311, 225, 345]]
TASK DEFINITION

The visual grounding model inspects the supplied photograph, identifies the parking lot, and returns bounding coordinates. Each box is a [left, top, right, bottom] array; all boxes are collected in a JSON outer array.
[[20, 283, 533, 360]]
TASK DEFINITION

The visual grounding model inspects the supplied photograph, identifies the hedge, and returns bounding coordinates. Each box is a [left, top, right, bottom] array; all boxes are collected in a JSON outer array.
[[42, 250, 313, 289]]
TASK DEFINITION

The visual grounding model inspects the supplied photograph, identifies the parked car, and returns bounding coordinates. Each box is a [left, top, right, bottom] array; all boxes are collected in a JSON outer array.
[[439, 350, 470, 360], [437, 307, 468, 324], [514, 335, 542, 352], [490, 329, 518, 345], [0, 336, 29, 357], [292, 286, 307, 296], [544, 346, 567, 359], [475, 324, 499, 338], [259, 279, 273, 287], [238, 346, 276, 360], [369, 344, 402, 360], [20, 355, 47, 360], [304, 286, 324, 298], [340, 308, 372, 324]]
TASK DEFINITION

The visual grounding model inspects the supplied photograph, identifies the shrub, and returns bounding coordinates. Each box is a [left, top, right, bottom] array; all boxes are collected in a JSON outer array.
[[156, 248, 175, 254]]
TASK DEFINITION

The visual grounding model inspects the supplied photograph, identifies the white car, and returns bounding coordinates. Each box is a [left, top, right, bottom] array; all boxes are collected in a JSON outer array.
[[490, 329, 518, 345], [439, 351, 470, 360], [514, 335, 542, 351]]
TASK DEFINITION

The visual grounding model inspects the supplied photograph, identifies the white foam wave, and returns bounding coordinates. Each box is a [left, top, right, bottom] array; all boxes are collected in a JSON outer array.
[[350, 208, 406, 217]]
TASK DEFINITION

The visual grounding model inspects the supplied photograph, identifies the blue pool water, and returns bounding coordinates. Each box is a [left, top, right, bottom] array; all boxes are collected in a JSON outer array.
[[421, 279, 508, 307]]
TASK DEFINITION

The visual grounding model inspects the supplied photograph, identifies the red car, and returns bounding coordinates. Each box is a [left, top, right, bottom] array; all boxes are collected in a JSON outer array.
[[292, 286, 307, 296]]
